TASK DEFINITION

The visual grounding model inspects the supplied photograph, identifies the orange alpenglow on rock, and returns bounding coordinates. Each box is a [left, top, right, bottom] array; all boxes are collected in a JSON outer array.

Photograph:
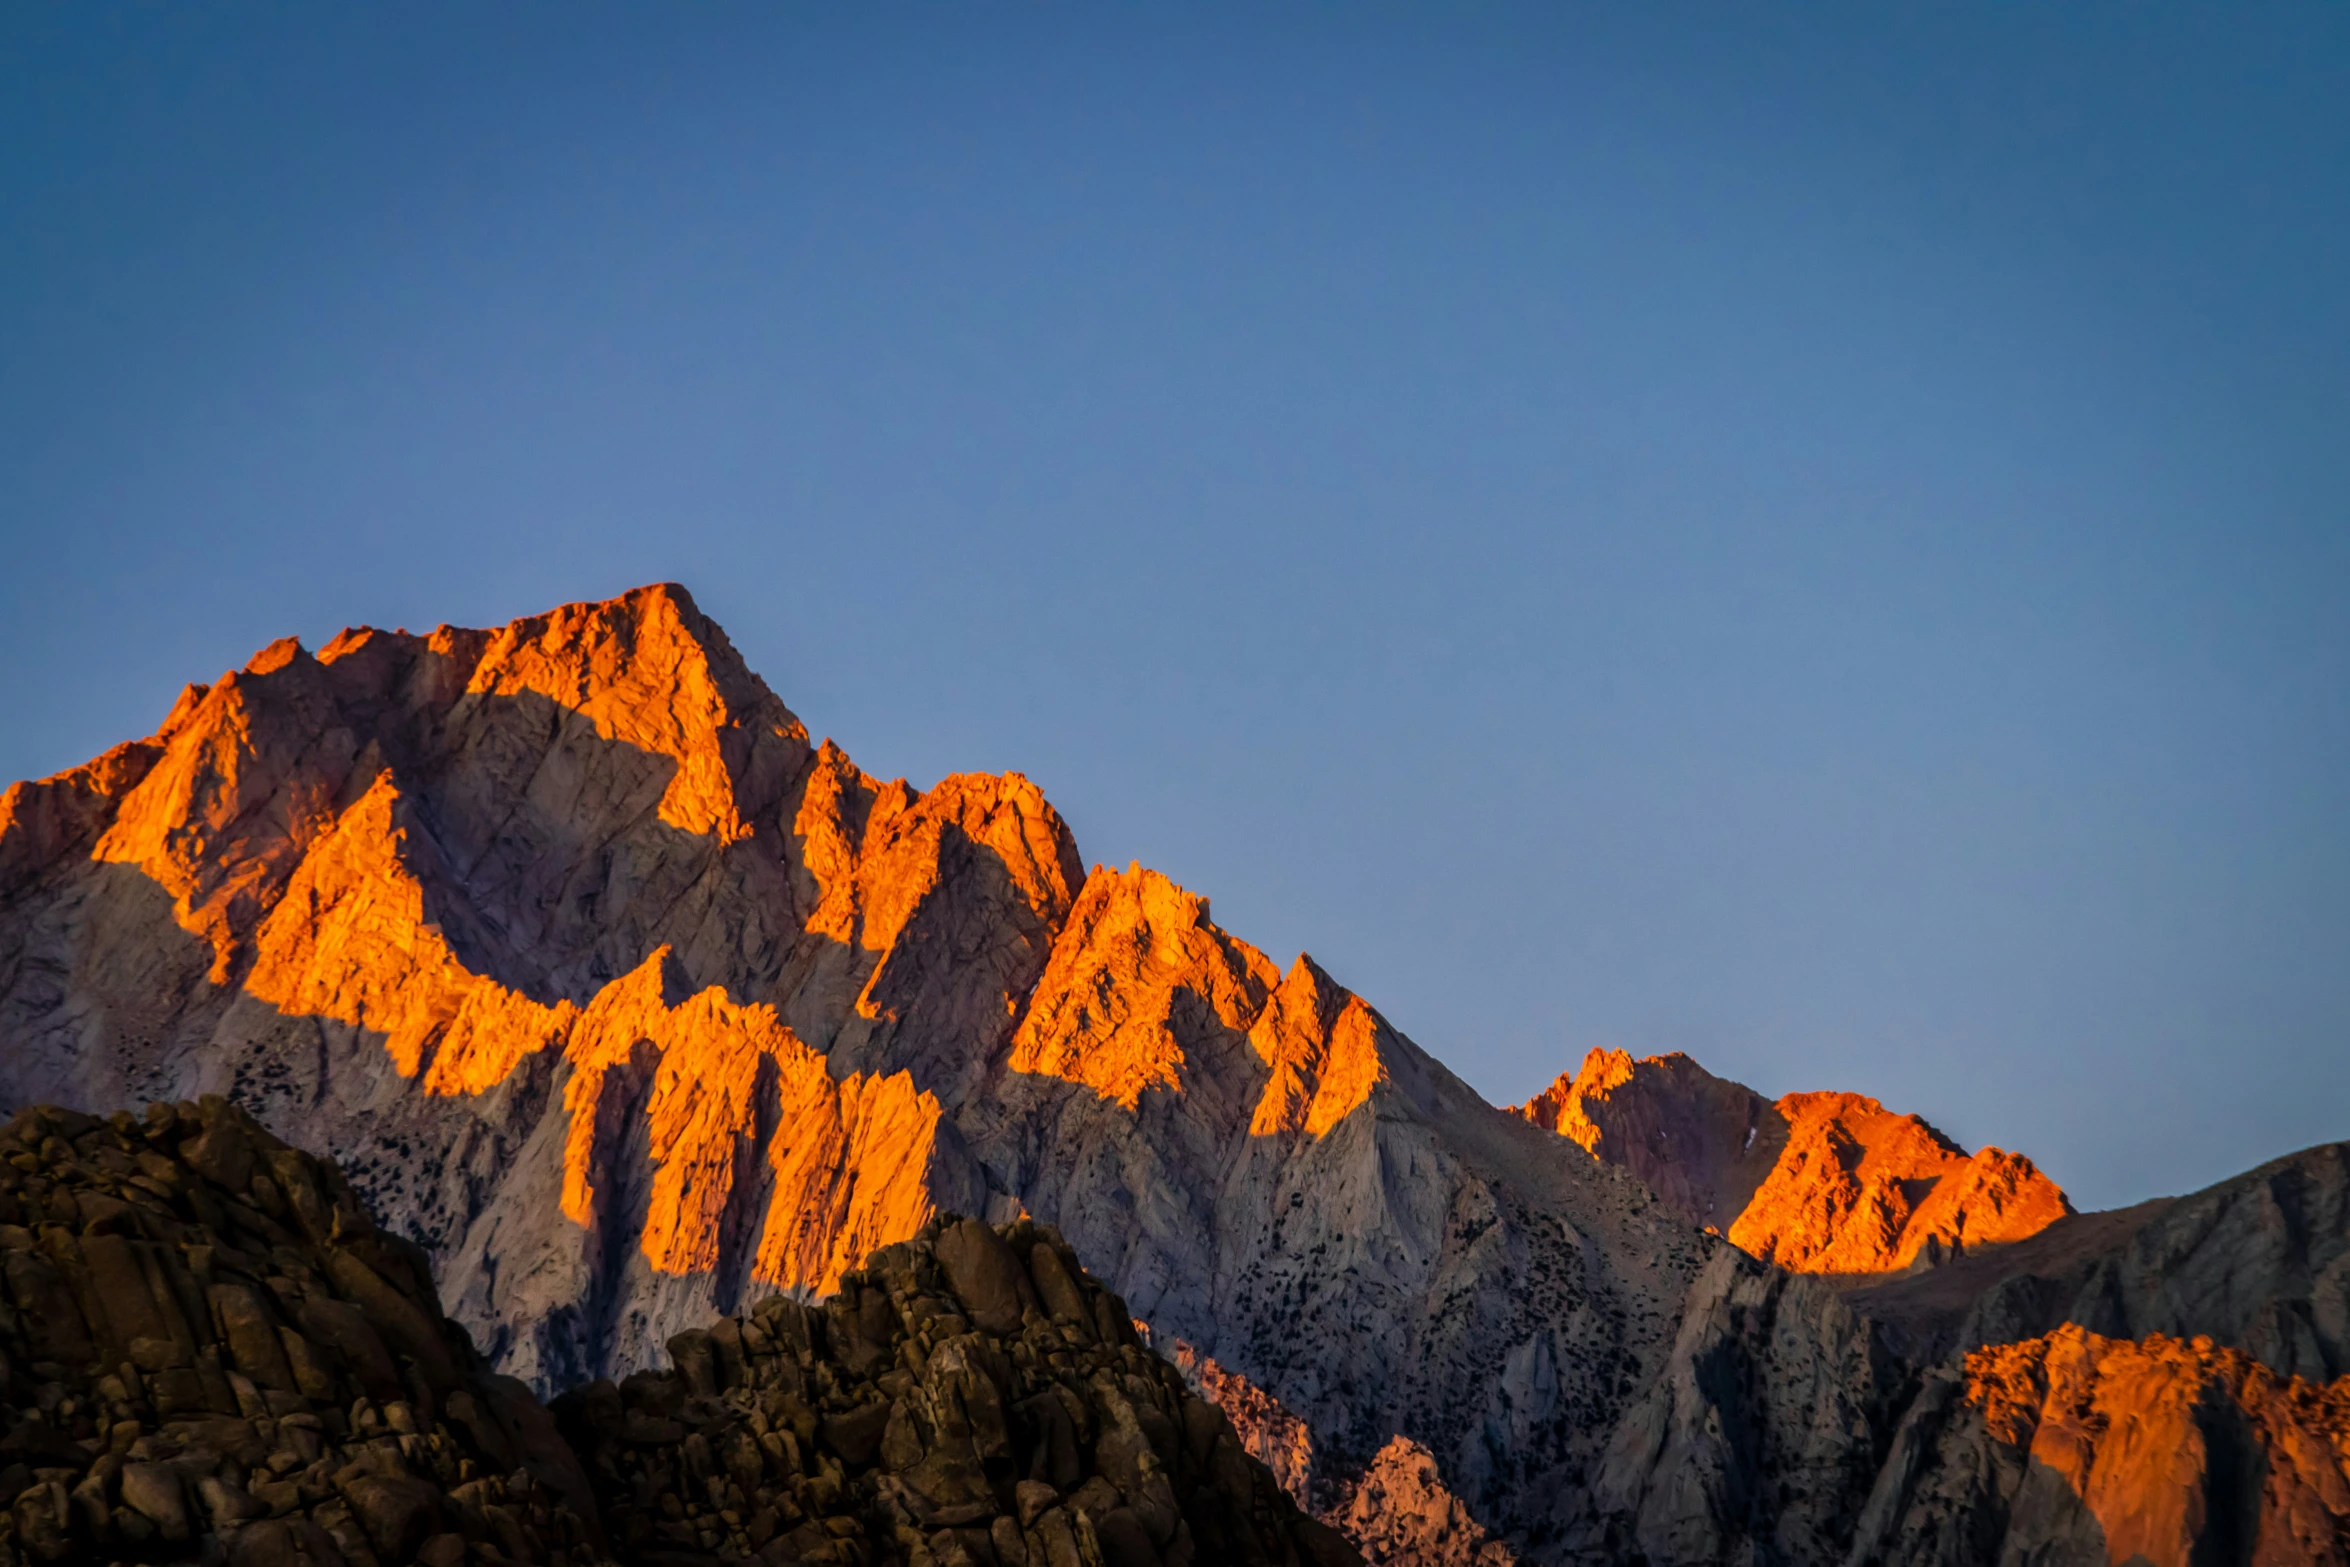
[[14, 579, 2350, 1567], [1246, 955, 1390, 1139], [1008, 864, 1280, 1112], [1327, 1438, 1519, 1567], [1168, 1339, 1319, 1506], [0, 581, 1493, 1400], [1515, 1048, 2072, 1273], [0, 586, 1017, 1365], [229, 739, 955, 1300], [1730, 1091, 2071, 1273], [1848, 1324, 2350, 1566], [1003, 860, 1394, 1139]]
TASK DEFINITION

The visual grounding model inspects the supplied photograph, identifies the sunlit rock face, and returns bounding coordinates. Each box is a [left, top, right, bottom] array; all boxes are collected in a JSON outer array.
[[0, 584, 1711, 1558], [1849, 1325, 2350, 1567], [0, 585, 1054, 1392], [1516, 1048, 2072, 1274]]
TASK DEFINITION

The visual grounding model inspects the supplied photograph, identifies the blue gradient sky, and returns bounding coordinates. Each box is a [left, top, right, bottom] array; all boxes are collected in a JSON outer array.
[[5, 7, 2345, 1211]]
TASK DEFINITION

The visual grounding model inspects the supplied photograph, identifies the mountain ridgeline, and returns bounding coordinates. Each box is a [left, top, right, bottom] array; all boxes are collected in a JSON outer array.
[[2, 584, 2345, 1566]]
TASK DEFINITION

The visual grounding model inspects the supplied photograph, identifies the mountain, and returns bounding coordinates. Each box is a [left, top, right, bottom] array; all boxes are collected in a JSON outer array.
[[0, 586, 1708, 1559], [4, 583, 2346, 1566], [1515, 1048, 2072, 1274]]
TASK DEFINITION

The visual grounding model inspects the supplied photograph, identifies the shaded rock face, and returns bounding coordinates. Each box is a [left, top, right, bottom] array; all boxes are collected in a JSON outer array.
[[1515, 1049, 2071, 1275], [1576, 1248, 1906, 1565], [553, 1215, 1358, 1567], [0, 587, 1710, 1557], [0, 1097, 604, 1567]]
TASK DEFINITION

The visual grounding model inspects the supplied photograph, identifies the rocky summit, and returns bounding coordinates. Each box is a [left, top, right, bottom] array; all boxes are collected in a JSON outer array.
[[1515, 1048, 2073, 1274], [3, 583, 2348, 1566]]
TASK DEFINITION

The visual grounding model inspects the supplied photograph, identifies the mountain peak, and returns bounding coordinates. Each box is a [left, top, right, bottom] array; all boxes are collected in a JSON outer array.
[[1515, 1049, 2072, 1272]]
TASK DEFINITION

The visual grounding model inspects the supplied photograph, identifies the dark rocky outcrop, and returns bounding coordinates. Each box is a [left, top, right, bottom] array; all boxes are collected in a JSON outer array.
[[0, 1098, 602, 1567], [553, 1216, 1356, 1567]]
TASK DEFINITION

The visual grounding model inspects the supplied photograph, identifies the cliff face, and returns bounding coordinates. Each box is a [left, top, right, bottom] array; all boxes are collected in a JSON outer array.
[[1516, 1049, 2071, 1275], [0, 587, 1706, 1560]]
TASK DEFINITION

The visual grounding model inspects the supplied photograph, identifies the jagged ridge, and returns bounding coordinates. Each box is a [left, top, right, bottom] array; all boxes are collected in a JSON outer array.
[[1516, 1048, 2072, 1274], [0, 586, 1706, 1560]]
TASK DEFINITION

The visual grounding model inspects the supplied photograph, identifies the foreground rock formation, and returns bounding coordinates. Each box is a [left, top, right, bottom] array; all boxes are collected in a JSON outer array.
[[0, 1097, 604, 1567], [1515, 1048, 2072, 1274], [557, 1215, 1355, 1567]]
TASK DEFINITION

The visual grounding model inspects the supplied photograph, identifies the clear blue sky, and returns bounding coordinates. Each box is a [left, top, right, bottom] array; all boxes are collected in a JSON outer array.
[[4, 6, 2345, 1211]]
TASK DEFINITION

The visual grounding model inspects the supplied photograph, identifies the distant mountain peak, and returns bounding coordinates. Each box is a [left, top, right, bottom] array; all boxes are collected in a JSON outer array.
[[1515, 1047, 2071, 1274]]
